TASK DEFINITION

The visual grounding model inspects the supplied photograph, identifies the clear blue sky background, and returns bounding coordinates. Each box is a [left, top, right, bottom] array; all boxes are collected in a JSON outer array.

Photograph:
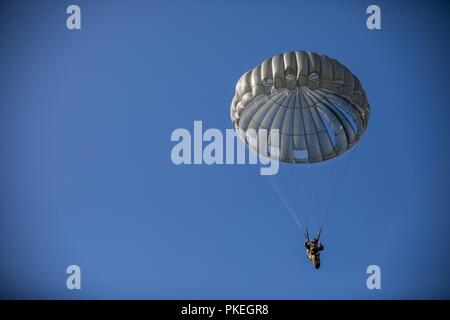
[[0, 0, 449, 299]]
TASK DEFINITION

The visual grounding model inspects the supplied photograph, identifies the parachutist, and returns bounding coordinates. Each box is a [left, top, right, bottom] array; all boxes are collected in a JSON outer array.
[[304, 238, 324, 269], [230, 52, 370, 264]]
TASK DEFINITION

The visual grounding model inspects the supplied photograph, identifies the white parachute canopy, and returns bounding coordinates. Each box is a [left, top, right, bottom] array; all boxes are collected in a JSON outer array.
[[231, 51, 369, 164]]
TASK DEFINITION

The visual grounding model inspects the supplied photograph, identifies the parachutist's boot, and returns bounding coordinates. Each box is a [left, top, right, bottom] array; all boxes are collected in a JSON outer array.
[[312, 255, 321, 269]]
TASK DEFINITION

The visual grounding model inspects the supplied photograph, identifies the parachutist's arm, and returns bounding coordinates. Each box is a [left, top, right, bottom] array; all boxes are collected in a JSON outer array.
[[318, 244, 324, 251], [304, 241, 310, 249]]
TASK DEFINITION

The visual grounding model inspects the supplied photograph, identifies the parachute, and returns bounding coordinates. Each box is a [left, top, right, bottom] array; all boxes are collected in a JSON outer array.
[[230, 51, 370, 240]]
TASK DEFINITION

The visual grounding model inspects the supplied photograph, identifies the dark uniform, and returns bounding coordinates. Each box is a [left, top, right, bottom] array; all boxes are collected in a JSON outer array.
[[304, 239, 324, 269]]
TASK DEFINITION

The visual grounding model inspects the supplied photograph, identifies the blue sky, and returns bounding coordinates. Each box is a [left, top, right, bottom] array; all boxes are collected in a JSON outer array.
[[0, 0, 449, 299]]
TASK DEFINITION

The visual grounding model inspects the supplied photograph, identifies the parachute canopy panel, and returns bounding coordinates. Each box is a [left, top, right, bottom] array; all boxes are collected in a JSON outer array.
[[231, 51, 370, 163]]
